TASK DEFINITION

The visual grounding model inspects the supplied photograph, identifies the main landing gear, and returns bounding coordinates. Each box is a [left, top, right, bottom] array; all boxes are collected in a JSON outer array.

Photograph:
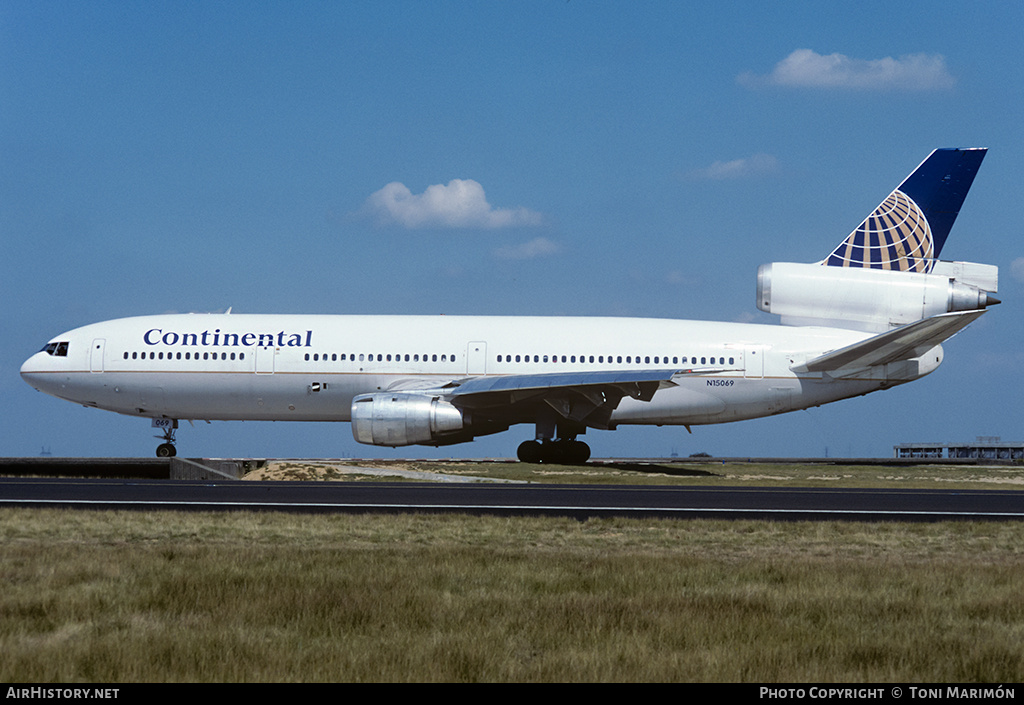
[[517, 438, 591, 464], [517, 412, 591, 464], [153, 419, 178, 458]]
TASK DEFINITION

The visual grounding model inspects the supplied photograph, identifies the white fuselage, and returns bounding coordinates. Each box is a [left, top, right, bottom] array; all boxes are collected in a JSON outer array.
[[20, 313, 941, 433]]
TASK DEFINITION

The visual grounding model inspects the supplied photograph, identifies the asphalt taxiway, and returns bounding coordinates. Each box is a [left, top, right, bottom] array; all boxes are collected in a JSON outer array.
[[2, 476, 1023, 522]]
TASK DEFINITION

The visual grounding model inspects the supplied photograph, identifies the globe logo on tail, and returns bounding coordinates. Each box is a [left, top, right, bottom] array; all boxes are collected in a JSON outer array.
[[824, 190, 934, 272]]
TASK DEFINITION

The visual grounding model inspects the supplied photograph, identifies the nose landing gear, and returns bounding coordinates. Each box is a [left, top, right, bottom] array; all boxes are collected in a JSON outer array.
[[153, 419, 178, 458]]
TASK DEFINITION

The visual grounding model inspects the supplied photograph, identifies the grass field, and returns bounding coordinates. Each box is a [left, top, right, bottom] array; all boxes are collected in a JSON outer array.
[[2, 460, 1023, 682]]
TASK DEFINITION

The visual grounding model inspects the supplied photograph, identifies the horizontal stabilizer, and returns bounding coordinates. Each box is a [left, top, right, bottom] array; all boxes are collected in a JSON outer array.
[[791, 310, 985, 374]]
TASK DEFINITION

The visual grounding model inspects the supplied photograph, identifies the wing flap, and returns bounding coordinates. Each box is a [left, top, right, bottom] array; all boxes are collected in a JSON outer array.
[[792, 310, 985, 374]]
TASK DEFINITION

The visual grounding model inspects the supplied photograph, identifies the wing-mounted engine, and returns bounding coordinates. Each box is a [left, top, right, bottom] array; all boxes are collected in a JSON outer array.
[[350, 370, 679, 448], [756, 261, 999, 332], [351, 393, 468, 447]]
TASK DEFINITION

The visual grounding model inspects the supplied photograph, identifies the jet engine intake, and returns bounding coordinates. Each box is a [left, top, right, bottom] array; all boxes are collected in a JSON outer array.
[[351, 392, 465, 447]]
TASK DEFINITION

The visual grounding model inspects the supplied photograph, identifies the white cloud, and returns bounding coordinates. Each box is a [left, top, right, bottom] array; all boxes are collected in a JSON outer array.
[[362, 179, 543, 229], [665, 270, 699, 286], [739, 49, 955, 91], [493, 237, 561, 260], [688, 153, 778, 181], [1010, 257, 1024, 283]]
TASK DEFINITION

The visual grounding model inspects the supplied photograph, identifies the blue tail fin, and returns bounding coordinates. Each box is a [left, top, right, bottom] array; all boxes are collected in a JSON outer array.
[[823, 148, 986, 272]]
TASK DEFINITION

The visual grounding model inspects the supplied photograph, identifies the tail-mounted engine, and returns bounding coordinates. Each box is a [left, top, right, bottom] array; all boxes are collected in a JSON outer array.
[[756, 261, 999, 332]]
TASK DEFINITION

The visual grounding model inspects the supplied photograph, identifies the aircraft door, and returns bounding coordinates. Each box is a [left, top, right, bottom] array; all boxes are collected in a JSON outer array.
[[90, 338, 105, 373], [743, 345, 764, 379], [467, 341, 487, 375], [255, 346, 276, 374]]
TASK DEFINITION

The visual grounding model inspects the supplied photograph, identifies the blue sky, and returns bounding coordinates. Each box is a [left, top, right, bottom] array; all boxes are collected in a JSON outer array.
[[3, 1, 1022, 459]]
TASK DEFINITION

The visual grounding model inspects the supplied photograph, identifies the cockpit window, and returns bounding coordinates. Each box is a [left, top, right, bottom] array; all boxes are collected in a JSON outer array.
[[40, 341, 69, 357]]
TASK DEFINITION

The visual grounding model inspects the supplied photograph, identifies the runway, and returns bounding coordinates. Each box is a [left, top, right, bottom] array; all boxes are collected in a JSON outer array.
[[2, 477, 1023, 521]]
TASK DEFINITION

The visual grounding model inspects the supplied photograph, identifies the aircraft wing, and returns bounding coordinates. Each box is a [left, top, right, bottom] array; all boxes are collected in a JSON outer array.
[[791, 310, 986, 374], [386, 368, 685, 430], [445, 368, 680, 399]]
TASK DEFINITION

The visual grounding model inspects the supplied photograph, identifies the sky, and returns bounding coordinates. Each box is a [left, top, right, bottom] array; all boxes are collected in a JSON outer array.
[[2, 1, 1022, 460]]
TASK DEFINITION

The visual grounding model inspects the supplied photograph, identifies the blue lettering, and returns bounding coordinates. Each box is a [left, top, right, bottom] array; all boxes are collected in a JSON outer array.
[[142, 329, 314, 347]]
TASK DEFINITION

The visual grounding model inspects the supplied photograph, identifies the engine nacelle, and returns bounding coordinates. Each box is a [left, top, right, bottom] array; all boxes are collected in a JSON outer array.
[[351, 392, 465, 447], [757, 261, 999, 332]]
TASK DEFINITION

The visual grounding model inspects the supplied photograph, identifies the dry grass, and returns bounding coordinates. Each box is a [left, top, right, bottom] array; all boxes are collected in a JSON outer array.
[[2, 508, 1023, 682], [245, 458, 1024, 489]]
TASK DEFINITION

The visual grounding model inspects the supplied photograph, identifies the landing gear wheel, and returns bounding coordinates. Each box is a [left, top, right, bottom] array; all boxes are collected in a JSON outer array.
[[564, 440, 591, 464], [156, 443, 177, 458], [516, 439, 590, 465], [517, 440, 543, 463], [547, 439, 590, 465]]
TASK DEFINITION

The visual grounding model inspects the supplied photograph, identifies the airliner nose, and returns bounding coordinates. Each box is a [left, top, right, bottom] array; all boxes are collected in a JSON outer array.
[[21, 354, 45, 390]]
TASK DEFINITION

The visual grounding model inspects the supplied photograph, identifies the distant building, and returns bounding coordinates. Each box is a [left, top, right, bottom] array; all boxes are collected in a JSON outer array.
[[894, 437, 1024, 460]]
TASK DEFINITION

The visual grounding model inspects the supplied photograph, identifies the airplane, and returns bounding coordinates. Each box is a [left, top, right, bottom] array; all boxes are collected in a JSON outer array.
[[21, 148, 999, 462]]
